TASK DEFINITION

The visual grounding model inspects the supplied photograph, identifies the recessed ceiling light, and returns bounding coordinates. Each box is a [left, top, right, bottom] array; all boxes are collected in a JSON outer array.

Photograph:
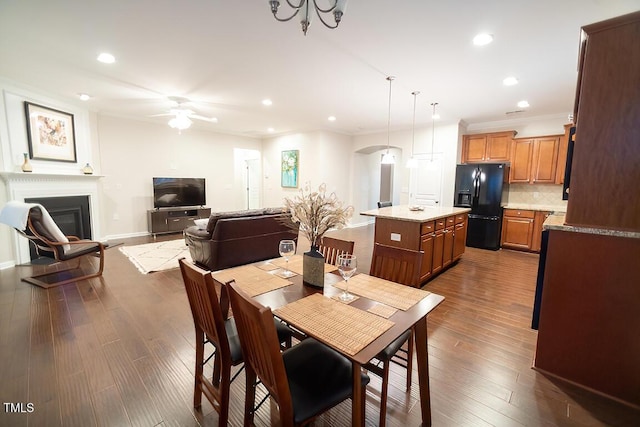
[[262, 99, 273, 106], [328, 116, 336, 122], [267, 127, 275, 133], [473, 33, 493, 46], [503, 76, 518, 86], [517, 100, 530, 108], [78, 93, 91, 101], [97, 52, 115, 64]]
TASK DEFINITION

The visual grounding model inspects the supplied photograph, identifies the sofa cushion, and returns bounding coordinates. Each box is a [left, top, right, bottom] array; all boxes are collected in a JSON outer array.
[[206, 208, 266, 233]]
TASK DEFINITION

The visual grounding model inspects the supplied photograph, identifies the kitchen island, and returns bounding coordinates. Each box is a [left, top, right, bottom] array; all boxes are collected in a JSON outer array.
[[361, 205, 471, 284]]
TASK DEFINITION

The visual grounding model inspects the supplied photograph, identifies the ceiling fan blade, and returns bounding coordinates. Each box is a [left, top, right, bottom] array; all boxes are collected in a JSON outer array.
[[148, 113, 173, 117], [190, 114, 218, 123]]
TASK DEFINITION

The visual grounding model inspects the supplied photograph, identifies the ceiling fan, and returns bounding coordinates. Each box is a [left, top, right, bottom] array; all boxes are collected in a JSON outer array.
[[150, 96, 218, 130]]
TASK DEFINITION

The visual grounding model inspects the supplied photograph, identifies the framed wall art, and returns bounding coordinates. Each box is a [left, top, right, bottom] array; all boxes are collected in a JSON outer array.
[[281, 149, 299, 188], [24, 102, 77, 162]]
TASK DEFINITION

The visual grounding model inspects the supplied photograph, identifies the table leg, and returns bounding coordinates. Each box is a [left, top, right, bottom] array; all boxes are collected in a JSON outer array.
[[352, 361, 364, 426], [414, 317, 432, 426]]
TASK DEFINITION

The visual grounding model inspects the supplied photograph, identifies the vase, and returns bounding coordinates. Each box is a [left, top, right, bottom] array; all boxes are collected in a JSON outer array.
[[82, 163, 94, 174], [303, 246, 325, 288], [21, 153, 32, 172]]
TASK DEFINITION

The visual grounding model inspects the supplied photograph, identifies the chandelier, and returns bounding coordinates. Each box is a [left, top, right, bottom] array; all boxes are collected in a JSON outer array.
[[269, 0, 347, 35]]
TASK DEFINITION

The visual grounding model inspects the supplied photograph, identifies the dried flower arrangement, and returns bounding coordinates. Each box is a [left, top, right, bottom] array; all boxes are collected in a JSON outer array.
[[284, 183, 354, 248]]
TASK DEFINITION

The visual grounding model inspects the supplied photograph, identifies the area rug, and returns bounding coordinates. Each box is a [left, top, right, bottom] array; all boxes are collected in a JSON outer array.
[[119, 239, 191, 274]]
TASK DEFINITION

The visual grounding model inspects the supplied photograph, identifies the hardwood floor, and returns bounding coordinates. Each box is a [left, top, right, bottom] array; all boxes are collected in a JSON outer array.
[[1, 225, 638, 426]]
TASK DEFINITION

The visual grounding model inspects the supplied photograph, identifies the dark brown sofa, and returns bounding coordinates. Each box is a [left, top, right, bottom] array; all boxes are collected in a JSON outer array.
[[183, 208, 298, 271]]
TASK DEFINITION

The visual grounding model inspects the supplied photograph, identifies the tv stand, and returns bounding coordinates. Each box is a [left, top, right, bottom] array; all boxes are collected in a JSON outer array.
[[148, 207, 211, 237]]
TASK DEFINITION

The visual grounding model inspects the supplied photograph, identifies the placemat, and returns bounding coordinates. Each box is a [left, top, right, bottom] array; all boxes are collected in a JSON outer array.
[[274, 294, 394, 356], [212, 265, 293, 297], [333, 274, 430, 311], [367, 304, 398, 319], [270, 254, 338, 274]]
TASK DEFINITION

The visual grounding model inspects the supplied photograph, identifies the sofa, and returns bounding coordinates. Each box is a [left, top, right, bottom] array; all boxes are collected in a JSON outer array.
[[183, 208, 299, 271]]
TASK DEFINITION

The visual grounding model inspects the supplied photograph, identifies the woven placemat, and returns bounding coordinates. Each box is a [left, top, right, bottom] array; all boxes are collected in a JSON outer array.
[[255, 261, 280, 272], [367, 304, 398, 319], [334, 275, 430, 311], [274, 294, 394, 356], [212, 265, 293, 297], [270, 254, 338, 275]]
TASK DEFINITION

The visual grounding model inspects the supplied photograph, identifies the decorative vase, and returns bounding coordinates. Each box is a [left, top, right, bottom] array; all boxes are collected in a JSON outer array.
[[303, 245, 325, 288], [21, 153, 32, 172], [82, 163, 94, 174]]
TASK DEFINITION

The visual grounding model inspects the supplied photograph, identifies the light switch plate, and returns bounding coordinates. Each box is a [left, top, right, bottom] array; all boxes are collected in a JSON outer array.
[[391, 233, 401, 242]]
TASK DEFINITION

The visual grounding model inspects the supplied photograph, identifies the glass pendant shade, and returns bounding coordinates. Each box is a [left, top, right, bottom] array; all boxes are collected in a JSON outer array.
[[381, 152, 395, 164]]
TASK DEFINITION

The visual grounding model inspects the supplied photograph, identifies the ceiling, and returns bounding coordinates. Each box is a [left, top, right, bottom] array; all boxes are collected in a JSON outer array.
[[0, 1, 638, 137]]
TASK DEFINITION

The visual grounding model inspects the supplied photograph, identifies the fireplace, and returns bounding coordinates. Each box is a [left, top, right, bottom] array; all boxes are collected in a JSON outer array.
[[24, 195, 92, 261], [1, 172, 103, 265]]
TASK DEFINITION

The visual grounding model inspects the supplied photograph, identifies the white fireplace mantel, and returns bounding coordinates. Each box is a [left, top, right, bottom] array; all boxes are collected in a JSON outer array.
[[1, 172, 104, 264]]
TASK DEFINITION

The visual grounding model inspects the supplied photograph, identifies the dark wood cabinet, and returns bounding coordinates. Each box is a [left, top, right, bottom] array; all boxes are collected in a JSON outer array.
[[509, 136, 561, 184], [148, 207, 211, 237], [431, 229, 444, 276], [501, 209, 535, 250], [419, 232, 434, 282], [453, 222, 467, 260]]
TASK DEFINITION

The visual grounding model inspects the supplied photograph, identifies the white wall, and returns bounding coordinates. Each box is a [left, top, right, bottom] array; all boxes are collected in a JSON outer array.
[[261, 131, 353, 236], [97, 115, 262, 239]]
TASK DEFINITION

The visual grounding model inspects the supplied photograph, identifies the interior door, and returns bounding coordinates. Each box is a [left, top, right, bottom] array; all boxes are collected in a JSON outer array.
[[245, 159, 261, 209], [409, 155, 443, 206]]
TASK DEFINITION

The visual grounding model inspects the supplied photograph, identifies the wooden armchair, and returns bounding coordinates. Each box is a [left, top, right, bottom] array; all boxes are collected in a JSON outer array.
[[227, 281, 369, 426], [0, 202, 105, 289], [318, 236, 355, 266], [367, 243, 424, 427]]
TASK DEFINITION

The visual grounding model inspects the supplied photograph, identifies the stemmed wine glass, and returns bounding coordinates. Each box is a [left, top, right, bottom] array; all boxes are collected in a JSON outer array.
[[337, 254, 357, 302], [278, 239, 296, 278]]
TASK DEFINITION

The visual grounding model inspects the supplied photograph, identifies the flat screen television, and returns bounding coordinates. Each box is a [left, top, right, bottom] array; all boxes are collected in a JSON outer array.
[[153, 177, 206, 208]]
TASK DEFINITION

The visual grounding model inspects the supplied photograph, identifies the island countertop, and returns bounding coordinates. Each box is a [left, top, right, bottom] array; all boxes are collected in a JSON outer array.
[[360, 205, 471, 223]]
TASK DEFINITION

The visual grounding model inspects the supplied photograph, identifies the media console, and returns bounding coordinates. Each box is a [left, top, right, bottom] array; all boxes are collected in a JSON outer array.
[[147, 207, 211, 237]]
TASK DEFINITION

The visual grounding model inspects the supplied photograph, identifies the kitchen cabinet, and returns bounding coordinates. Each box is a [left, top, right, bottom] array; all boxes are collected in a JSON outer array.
[[509, 136, 561, 184], [501, 208, 552, 252], [431, 218, 446, 276], [461, 131, 515, 163], [419, 228, 434, 282], [442, 217, 455, 268]]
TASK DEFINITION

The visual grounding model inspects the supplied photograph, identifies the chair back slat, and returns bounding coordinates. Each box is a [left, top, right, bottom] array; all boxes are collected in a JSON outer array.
[[318, 236, 355, 266], [369, 243, 423, 288], [179, 259, 231, 362], [227, 281, 295, 420]]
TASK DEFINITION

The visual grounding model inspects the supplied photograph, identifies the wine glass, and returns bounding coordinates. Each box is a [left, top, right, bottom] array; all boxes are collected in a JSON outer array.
[[337, 254, 357, 302], [278, 239, 296, 278]]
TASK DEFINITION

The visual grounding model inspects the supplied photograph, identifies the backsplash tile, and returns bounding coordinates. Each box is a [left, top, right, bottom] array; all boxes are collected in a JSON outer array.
[[507, 184, 568, 208]]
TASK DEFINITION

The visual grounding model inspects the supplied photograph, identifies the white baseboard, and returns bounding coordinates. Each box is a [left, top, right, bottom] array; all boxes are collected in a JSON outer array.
[[0, 260, 16, 270], [103, 231, 151, 241]]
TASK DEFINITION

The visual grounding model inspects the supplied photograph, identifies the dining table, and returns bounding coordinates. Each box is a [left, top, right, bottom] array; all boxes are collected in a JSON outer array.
[[212, 254, 445, 426]]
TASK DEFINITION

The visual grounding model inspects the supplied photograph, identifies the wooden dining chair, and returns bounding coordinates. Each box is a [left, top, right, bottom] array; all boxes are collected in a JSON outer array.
[[318, 236, 355, 266], [1, 202, 106, 289], [179, 258, 241, 426], [227, 280, 370, 427], [367, 243, 423, 427]]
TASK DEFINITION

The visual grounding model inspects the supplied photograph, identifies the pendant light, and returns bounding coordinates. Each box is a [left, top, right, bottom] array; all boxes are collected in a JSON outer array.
[[406, 91, 420, 169], [430, 102, 439, 162], [381, 76, 396, 164]]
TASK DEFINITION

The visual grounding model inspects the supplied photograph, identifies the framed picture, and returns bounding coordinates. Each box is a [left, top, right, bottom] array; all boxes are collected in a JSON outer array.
[[281, 150, 299, 188], [24, 102, 77, 162]]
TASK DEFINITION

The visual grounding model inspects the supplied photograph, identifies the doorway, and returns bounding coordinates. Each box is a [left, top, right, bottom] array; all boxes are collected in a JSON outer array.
[[245, 158, 261, 209]]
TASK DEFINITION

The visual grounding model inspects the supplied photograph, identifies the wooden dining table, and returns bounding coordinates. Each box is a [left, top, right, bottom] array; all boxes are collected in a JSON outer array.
[[213, 257, 445, 426]]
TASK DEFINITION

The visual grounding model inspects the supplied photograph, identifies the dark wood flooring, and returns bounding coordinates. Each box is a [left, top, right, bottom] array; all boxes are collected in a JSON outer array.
[[1, 225, 638, 426]]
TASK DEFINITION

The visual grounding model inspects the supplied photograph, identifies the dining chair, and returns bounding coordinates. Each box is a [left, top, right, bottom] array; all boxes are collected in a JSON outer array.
[[367, 243, 423, 427], [178, 259, 293, 426], [377, 201, 392, 208], [227, 280, 370, 427], [0, 201, 105, 289], [318, 236, 355, 266]]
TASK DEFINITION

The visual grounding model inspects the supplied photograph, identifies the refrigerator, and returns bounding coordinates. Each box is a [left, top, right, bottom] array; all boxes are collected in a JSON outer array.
[[453, 163, 508, 250]]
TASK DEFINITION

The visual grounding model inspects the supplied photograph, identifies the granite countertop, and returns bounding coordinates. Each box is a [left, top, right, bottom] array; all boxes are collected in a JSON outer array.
[[543, 213, 640, 239], [503, 203, 567, 213], [360, 205, 471, 223]]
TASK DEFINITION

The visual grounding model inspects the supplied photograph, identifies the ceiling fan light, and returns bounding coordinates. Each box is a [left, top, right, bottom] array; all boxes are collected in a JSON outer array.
[[168, 114, 192, 130]]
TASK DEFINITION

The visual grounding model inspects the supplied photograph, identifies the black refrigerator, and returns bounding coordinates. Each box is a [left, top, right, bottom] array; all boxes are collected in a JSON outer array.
[[453, 163, 508, 250]]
